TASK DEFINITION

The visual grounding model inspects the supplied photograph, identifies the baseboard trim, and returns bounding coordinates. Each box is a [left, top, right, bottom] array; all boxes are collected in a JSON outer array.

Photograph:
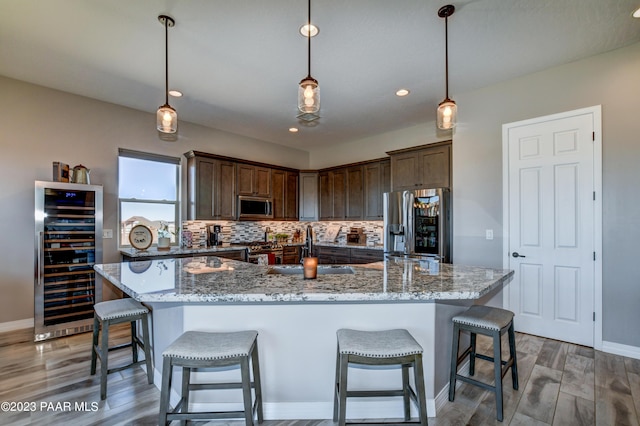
[[188, 400, 437, 420], [602, 340, 640, 360], [0, 318, 34, 333]]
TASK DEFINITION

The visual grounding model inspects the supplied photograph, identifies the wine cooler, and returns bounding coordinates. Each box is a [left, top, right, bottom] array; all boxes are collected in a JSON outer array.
[[34, 181, 103, 341]]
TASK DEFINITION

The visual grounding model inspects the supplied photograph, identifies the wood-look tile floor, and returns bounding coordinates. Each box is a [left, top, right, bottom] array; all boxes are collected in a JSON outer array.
[[0, 326, 638, 425]]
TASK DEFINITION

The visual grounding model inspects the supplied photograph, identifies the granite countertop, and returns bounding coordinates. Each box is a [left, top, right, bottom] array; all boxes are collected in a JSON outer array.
[[314, 242, 384, 251], [119, 244, 248, 258], [95, 256, 513, 304]]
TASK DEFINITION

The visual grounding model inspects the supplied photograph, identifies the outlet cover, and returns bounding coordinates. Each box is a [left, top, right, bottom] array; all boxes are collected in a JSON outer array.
[[103, 229, 113, 239], [485, 229, 493, 240]]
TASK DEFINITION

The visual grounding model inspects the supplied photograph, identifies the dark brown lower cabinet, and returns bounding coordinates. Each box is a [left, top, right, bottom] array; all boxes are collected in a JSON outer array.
[[314, 246, 383, 264], [283, 245, 301, 264]]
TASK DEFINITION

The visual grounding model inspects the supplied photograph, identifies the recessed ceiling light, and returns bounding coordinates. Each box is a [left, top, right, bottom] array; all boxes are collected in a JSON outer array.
[[169, 90, 183, 97], [299, 24, 319, 37], [289, 127, 299, 133], [633, 7, 640, 18], [396, 89, 410, 97]]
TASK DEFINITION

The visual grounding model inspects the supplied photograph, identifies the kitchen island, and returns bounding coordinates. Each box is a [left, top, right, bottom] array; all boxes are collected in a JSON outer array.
[[94, 256, 513, 419]]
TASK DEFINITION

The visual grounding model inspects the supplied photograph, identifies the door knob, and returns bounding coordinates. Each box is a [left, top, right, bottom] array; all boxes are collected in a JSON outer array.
[[512, 252, 526, 258]]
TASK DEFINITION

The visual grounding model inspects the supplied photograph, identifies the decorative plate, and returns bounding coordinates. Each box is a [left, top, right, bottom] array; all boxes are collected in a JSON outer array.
[[129, 224, 153, 250]]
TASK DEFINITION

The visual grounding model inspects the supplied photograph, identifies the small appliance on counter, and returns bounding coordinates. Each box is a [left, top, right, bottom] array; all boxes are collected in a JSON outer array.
[[346, 227, 366, 245], [52, 161, 70, 182], [208, 225, 222, 246]]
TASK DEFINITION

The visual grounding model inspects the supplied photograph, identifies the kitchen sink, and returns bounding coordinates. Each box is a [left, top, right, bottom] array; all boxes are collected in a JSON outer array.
[[267, 265, 355, 275]]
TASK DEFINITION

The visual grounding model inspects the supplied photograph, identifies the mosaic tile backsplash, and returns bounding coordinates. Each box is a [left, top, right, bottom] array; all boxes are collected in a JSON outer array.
[[181, 220, 383, 247]]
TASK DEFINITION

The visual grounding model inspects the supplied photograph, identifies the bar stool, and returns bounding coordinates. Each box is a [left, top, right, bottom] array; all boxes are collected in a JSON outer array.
[[90, 298, 153, 400], [158, 330, 263, 426], [448, 305, 518, 422], [333, 328, 428, 426]]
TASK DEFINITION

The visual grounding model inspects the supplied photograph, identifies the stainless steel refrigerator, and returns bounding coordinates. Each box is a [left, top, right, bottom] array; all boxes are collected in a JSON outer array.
[[383, 188, 451, 262], [34, 181, 103, 341]]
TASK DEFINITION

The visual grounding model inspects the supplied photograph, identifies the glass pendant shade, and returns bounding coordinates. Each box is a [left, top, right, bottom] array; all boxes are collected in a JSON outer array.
[[157, 104, 178, 133], [298, 77, 320, 114], [437, 98, 457, 130]]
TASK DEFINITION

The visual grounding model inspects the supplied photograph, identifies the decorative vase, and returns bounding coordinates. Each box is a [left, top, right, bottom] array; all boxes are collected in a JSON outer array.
[[158, 237, 171, 250]]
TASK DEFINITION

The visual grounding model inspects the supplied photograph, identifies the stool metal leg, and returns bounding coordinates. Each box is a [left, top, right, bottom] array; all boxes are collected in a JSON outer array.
[[240, 356, 254, 426], [141, 314, 154, 384], [508, 323, 519, 390], [99, 319, 110, 400], [469, 332, 477, 376], [492, 329, 504, 422], [448, 323, 460, 402], [413, 354, 429, 426], [130, 321, 138, 363], [90, 315, 99, 375], [333, 345, 340, 423], [402, 364, 410, 421], [338, 354, 349, 426], [251, 341, 264, 423], [180, 366, 190, 426], [158, 357, 173, 426]]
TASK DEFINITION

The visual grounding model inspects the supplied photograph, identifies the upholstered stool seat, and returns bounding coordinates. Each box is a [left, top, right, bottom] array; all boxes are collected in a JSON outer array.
[[159, 330, 263, 426], [449, 305, 519, 422], [334, 329, 428, 426], [90, 298, 153, 400]]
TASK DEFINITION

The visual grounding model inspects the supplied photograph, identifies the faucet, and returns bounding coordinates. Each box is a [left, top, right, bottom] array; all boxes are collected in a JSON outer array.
[[304, 224, 313, 257]]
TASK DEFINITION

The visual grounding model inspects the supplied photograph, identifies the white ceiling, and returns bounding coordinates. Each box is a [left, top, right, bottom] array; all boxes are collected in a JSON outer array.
[[1, 0, 639, 151]]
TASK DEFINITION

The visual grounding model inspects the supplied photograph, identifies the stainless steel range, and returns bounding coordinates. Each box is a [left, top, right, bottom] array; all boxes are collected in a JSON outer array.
[[242, 241, 284, 264]]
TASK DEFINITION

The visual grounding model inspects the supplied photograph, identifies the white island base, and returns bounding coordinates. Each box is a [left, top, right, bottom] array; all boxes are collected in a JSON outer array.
[[148, 300, 489, 420]]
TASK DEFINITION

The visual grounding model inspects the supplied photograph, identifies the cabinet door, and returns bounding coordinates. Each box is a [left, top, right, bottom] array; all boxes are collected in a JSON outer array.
[[332, 169, 346, 219], [364, 162, 382, 220], [346, 166, 364, 219], [319, 171, 333, 220], [193, 158, 215, 220], [349, 248, 384, 264], [381, 159, 391, 193], [418, 144, 450, 189], [299, 172, 318, 221], [254, 167, 271, 197], [187, 157, 236, 220], [285, 171, 298, 219], [216, 161, 237, 219], [391, 151, 420, 191], [237, 164, 271, 196], [272, 170, 286, 220], [237, 164, 255, 196]]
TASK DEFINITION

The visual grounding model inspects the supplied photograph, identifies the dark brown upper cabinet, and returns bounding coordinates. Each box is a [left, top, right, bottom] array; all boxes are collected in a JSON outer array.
[[388, 141, 451, 191], [272, 169, 299, 220], [364, 159, 390, 219], [237, 164, 271, 197], [186, 155, 236, 220]]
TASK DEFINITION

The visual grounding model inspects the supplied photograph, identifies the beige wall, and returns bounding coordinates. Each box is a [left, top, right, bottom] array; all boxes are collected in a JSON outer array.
[[0, 76, 308, 325], [309, 121, 450, 169], [453, 41, 640, 347]]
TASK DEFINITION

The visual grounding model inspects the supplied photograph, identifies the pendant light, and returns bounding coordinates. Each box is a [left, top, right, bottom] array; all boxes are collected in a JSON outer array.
[[437, 5, 457, 130], [157, 15, 177, 134], [298, 0, 320, 115]]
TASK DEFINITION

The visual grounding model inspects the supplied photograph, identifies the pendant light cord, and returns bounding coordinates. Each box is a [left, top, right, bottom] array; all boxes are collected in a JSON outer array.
[[444, 14, 449, 99], [164, 18, 169, 106], [307, 0, 312, 78]]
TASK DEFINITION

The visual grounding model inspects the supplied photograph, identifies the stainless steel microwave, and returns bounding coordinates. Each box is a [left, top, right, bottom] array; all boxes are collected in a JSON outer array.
[[238, 196, 274, 220]]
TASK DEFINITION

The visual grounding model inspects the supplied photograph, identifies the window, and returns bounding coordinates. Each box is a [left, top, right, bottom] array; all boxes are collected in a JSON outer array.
[[118, 149, 180, 247]]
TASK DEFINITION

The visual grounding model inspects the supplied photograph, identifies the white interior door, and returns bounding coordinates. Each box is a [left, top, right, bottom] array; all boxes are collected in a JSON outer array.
[[503, 107, 601, 347]]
